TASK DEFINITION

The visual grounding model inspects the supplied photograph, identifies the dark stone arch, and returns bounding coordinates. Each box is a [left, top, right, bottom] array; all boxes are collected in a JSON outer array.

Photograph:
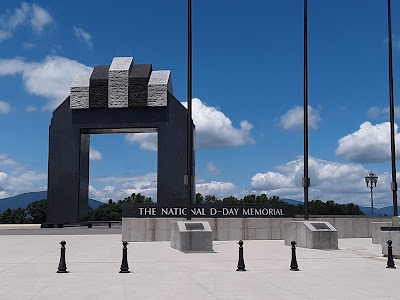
[[45, 58, 194, 225]]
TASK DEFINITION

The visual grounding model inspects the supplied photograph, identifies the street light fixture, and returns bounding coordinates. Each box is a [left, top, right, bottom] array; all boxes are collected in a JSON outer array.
[[365, 172, 378, 216]]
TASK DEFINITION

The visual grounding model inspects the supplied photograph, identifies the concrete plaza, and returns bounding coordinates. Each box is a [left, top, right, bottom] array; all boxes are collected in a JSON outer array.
[[0, 226, 399, 300]]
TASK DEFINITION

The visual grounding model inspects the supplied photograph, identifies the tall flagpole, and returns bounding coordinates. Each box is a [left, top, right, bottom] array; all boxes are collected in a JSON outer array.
[[187, 0, 193, 220], [388, 0, 398, 216], [303, 0, 310, 220]]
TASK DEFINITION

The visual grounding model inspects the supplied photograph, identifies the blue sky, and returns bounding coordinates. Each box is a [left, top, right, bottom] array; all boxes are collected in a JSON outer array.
[[1, 0, 400, 208]]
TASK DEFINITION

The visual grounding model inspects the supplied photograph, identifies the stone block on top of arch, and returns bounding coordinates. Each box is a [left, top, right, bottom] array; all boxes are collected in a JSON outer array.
[[108, 57, 133, 108], [128, 64, 152, 107], [89, 65, 109, 108]]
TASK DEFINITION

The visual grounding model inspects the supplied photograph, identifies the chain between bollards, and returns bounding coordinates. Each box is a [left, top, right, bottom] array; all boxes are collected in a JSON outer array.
[[120, 241, 130, 273], [57, 240, 68, 273], [236, 240, 246, 271], [290, 241, 299, 271], [387, 240, 396, 269]]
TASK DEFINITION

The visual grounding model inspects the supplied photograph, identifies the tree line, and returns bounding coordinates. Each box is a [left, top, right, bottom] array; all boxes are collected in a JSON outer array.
[[0, 193, 364, 224]]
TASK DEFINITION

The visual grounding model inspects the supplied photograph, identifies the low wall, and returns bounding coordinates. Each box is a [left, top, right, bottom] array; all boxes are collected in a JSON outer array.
[[122, 216, 391, 242], [371, 222, 392, 244]]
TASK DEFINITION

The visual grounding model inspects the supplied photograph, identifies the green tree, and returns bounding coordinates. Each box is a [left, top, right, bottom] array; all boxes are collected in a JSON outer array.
[[26, 199, 47, 223], [0, 208, 28, 224], [88, 207, 95, 221], [345, 203, 364, 215], [195, 193, 204, 204], [296, 199, 365, 216], [242, 194, 256, 204], [222, 196, 238, 204], [205, 195, 219, 204]]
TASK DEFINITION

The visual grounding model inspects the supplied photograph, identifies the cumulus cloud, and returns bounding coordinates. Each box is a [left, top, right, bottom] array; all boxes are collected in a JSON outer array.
[[0, 153, 47, 199], [251, 172, 295, 190], [90, 173, 158, 202], [89, 148, 102, 161], [125, 133, 157, 151], [249, 156, 389, 207], [0, 56, 92, 109], [0, 101, 11, 114], [280, 105, 321, 129], [0, 2, 53, 42], [183, 98, 254, 147], [73, 26, 93, 49], [336, 121, 400, 163], [126, 98, 254, 150], [207, 162, 221, 176], [196, 181, 237, 199], [89, 172, 238, 202]]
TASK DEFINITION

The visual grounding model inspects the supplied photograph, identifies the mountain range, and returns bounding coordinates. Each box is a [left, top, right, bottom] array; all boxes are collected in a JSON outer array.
[[0, 192, 398, 216], [280, 198, 398, 216], [0, 191, 104, 212]]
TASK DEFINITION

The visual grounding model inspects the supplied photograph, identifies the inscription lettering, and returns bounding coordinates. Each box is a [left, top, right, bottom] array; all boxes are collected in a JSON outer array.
[[123, 205, 294, 218]]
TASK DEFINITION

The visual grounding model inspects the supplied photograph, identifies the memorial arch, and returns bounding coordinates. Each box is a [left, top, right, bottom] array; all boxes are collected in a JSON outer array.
[[45, 57, 194, 225]]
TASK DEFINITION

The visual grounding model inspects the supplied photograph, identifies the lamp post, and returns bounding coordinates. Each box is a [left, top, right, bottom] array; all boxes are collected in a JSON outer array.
[[365, 172, 378, 216]]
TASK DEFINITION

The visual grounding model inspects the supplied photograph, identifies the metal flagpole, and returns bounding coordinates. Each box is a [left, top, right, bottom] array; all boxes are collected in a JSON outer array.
[[303, 0, 310, 220], [187, 0, 193, 220], [388, 0, 398, 216]]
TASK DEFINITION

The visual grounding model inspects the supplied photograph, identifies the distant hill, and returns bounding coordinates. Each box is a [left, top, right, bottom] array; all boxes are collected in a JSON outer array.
[[280, 198, 398, 216], [0, 191, 104, 212], [359, 205, 400, 216], [280, 198, 303, 206]]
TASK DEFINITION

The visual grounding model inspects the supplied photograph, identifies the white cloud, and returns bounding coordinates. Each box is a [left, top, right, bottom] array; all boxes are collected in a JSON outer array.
[[0, 154, 18, 166], [90, 173, 157, 202], [125, 133, 157, 151], [336, 121, 400, 163], [250, 156, 388, 207], [251, 172, 295, 190], [0, 153, 47, 199], [0, 56, 92, 109], [89, 148, 102, 161], [25, 106, 37, 112], [73, 26, 93, 49], [280, 105, 321, 129], [0, 101, 11, 114], [196, 181, 237, 199], [207, 162, 221, 176], [89, 172, 238, 202], [126, 98, 254, 150], [0, 30, 11, 42], [0, 2, 53, 42], [30, 3, 53, 33], [367, 105, 400, 119], [183, 98, 254, 147], [4, 2, 30, 29], [0, 57, 26, 75]]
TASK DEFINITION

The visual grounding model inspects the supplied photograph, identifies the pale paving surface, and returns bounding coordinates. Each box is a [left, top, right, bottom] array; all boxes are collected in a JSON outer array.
[[0, 231, 399, 300]]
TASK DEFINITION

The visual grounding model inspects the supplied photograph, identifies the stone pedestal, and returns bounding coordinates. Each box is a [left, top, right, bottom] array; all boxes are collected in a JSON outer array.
[[371, 222, 392, 244], [170, 221, 213, 253], [381, 227, 400, 258], [392, 216, 400, 226], [284, 221, 338, 249]]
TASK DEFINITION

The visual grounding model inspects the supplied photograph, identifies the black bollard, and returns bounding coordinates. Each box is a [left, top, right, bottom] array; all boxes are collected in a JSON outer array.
[[57, 240, 68, 273], [386, 240, 396, 269], [120, 241, 130, 273], [236, 240, 246, 271], [290, 241, 299, 271]]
